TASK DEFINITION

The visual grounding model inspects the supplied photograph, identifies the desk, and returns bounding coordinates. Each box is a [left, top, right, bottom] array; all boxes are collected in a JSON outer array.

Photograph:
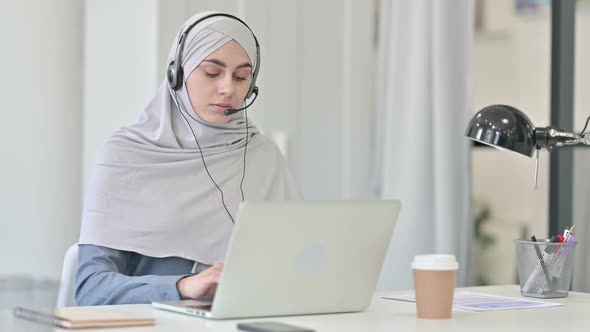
[[4, 285, 590, 331]]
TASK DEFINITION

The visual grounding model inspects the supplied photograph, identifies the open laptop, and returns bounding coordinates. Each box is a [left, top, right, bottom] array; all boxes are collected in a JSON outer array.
[[152, 200, 401, 319]]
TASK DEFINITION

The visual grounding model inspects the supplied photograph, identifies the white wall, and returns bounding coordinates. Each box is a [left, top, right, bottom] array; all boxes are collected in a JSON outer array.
[[296, 0, 376, 199], [573, 149, 590, 291], [83, 0, 161, 187], [575, 6, 590, 130], [0, 0, 83, 279]]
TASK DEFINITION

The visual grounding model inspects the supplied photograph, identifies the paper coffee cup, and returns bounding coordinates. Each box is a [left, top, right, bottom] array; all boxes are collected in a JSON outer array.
[[411, 254, 458, 319]]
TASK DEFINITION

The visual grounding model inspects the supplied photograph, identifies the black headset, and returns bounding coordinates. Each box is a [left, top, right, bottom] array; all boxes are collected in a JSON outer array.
[[166, 12, 260, 99], [167, 13, 260, 225]]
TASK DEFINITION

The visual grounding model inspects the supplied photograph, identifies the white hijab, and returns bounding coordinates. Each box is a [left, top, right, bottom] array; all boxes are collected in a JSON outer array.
[[79, 12, 302, 264]]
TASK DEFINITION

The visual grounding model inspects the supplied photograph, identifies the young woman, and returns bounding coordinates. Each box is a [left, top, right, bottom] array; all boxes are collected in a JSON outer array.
[[76, 12, 301, 306]]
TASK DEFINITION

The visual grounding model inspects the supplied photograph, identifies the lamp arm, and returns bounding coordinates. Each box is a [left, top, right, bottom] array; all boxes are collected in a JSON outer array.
[[534, 127, 588, 150]]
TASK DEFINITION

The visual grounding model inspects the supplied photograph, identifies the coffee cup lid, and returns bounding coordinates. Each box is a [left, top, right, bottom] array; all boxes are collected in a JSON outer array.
[[411, 254, 459, 270]]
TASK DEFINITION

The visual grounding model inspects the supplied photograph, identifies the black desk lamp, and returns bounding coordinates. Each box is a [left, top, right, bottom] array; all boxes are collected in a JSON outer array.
[[465, 104, 590, 186]]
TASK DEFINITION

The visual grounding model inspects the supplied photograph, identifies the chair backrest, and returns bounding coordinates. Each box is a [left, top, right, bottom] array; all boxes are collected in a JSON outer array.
[[57, 244, 78, 307]]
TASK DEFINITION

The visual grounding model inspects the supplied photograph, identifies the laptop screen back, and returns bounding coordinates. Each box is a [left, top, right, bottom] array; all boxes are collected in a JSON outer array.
[[208, 200, 401, 319]]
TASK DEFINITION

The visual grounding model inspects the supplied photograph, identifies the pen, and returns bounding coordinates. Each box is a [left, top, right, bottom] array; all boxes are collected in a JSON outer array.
[[545, 235, 560, 254], [563, 227, 570, 239], [553, 234, 577, 278], [531, 235, 553, 293], [565, 225, 576, 241]]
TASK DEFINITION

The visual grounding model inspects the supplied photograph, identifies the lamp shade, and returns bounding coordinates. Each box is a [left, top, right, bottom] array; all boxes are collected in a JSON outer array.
[[465, 104, 536, 157]]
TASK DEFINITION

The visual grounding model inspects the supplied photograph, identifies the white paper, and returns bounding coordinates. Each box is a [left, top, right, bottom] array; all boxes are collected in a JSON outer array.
[[382, 291, 563, 311]]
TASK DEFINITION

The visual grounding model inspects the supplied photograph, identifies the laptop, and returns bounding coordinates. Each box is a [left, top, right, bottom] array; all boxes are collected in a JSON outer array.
[[152, 200, 401, 319]]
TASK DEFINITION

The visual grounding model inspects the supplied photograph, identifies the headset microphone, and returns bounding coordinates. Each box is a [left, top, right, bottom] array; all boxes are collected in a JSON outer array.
[[224, 87, 259, 116]]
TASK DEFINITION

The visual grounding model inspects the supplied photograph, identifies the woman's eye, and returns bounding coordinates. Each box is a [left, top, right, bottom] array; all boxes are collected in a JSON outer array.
[[234, 76, 247, 81], [204, 71, 219, 78]]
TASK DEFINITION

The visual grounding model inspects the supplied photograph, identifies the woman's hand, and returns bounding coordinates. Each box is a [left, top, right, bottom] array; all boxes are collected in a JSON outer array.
[[176, 263, 223, 299]]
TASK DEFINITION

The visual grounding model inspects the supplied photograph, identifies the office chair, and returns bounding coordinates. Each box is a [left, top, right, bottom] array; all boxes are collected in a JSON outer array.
[[57, 244, 78, 307]]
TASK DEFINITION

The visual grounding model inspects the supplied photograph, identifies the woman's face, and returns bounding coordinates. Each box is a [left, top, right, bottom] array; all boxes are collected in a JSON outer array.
[[185, 40, 253, 124]]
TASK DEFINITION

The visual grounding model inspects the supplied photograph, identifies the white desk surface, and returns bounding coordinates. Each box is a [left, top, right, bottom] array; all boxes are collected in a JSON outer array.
[[5, 285, 590, 331]]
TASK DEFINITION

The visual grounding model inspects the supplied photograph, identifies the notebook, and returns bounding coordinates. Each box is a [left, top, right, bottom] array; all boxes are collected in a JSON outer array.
[[13, 306, 155, 329]]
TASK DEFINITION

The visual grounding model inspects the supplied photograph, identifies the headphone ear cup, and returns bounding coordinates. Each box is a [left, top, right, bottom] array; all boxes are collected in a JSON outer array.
[[175, 66, 184, 90], [166, 67, 174, 85], [167, 61, 184, 91], [249, 86, 259, 99], [246, 84, 259, 99]]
